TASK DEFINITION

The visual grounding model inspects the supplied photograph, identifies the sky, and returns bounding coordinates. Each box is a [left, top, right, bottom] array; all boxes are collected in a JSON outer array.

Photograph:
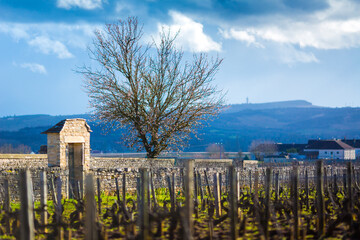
[[1, 0, 360, 117]]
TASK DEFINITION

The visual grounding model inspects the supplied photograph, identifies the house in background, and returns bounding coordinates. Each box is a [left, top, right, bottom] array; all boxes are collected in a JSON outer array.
[[304, 139, 355, 160], [342, 139, 360, 159]]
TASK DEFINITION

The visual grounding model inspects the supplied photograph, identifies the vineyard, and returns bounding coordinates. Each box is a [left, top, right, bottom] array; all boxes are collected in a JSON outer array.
[[0, 160, 360, 239]]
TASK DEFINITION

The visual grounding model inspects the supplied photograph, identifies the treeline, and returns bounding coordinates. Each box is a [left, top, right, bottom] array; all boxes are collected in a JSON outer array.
[[0, 144, 32, 154], [2, 104, 360, 153]]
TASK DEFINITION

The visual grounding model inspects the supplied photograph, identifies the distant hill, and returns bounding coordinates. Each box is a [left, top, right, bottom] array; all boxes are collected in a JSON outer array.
[[0, 114, 89, 131], [223, 100, 318, 113], [1, 100, 360, 152]]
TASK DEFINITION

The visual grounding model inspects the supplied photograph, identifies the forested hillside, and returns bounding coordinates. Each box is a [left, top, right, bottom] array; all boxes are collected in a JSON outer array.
[[1, 101, 360, 153]]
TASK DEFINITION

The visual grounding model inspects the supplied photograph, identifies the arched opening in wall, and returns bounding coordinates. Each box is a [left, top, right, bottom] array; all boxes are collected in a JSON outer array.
[[67, 143, 84, 199]]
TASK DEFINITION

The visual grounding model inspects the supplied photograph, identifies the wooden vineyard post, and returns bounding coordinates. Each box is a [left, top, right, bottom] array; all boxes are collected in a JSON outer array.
[[249, 170, 252, 194], [148, 172, 151, 211], [40, 170, 48, 233], [264, 168, 272, 240], [184, 160, 194, 240], [115, 177, 121, 204], [254, 170, 259, 202], [19, 169, 35, 240], [77, 180, 83, 200], [181, 168, 185, 194], [55, 177, 64, 239], [316, 160, 325, 238], [167, 175, 175, 212], [305, 169, 309, 210], [292, 166, 299, 240], [97, 178, 102, 216], [225, 169, 229, 193], [347, 162, 353, 211], [237, 171, 240, 200], [139, 168, 149, 240], [150, 171, 158, 209], [65, 173, 69, 199], [213, 173, 222, 218], [229, 166, 238, 240], [324, 166, 328, 191], [197, 171, 204, 209], [194, 171, 198, 208], [50, 177, 58, 206], [172, 172, 176, 206], [4, 177, 11, 234], [122, 173, 127, 207], [204, 170, 213, 199], [275, 171, 279, 202], [333, 173, 338, 194], [85, 174, 97, 240], [219, 172, 222, 196]]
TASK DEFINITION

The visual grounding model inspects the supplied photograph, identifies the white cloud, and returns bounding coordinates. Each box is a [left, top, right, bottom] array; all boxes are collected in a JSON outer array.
[[278, 45, 319, 64], [57, 0, 102, 10], [28, 36, 73, 59], [19, 63, 47, 74], [240, 18, 360, 50], [220, 0, 360, 63], [221, 29, 263, 48], [0, 23, 29, 40], [0, 22, 99, 58], [158, 11, 221, 52]]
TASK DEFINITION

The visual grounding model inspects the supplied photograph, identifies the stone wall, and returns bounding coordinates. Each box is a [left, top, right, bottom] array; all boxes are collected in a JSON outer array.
[[175, 159, 233, 168], [0, 166, 231, 200], [0, 167, 67, 200], [0, 154, 48, 169], [91, 157, 175, 169], [0, 154, 237, 170], [0, 154, 239, 200]]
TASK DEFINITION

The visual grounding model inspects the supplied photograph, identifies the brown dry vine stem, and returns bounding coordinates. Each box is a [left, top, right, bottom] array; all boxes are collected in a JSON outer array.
[[78, 17, 224, 158]]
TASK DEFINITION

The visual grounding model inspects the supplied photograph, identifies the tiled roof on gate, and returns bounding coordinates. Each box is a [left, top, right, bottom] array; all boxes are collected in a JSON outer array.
[[305, 140, 354, 150], [41, 118, 92, 134], [41, 120, 66, 134]]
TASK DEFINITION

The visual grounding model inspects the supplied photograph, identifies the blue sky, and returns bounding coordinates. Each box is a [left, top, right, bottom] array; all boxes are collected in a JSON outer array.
[[1, 0, 360, 116]]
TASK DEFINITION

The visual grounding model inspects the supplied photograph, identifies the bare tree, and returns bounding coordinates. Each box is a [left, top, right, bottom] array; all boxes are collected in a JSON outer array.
[[80, 17, 224, 158], [206, 143, 225, 159], [249, 140, 277, 160]]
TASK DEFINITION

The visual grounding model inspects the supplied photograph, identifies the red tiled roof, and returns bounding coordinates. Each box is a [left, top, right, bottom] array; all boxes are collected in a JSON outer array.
[[342, 139, 360, 148]]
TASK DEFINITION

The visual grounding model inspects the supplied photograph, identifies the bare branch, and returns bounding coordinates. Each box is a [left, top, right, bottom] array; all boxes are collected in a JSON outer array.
[[79, 17, 225, 158]]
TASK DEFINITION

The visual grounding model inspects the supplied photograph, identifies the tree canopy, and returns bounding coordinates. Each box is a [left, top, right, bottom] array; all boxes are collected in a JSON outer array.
[[80, 17, 224, 158]]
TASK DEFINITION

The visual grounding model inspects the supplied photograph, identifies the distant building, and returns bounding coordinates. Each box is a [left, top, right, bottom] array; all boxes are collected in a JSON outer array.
[[38, 145, 47, 154], [275, 143, 307, 154], [304, 139, 355, 160], [342, 139, 360, 159]]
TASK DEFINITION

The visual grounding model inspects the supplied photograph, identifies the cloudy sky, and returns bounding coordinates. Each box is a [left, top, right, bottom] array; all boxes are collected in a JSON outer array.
[[1, 0, 360, 116]]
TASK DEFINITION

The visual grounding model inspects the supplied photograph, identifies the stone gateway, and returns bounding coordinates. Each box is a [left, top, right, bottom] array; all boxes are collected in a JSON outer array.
[[42, 118, 91, 171]]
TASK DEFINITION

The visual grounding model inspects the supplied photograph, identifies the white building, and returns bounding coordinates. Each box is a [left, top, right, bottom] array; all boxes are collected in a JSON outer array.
[[304, 140, 355, 160], [342, 139, 360, 159]]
